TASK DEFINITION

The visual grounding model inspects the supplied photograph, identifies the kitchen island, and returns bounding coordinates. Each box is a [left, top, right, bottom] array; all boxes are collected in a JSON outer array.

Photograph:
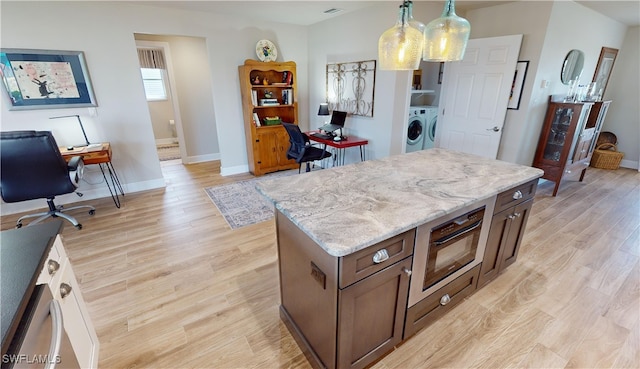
[[257, 148, 543, 369]]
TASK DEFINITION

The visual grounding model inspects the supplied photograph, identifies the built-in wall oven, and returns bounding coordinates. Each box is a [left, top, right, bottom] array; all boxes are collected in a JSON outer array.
[[408, 198, 495, 307]]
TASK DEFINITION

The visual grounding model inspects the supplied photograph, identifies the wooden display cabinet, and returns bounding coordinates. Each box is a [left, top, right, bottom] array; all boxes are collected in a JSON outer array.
[[238, 59, 299, 176], [585, 100, 612, 154], [533, 96, 594, 196]]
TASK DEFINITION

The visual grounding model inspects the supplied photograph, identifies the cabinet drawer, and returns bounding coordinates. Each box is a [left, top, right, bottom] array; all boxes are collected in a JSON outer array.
[[404, 264, 480, 339], [494, 179, 538, 214], [36, 235, 67, 286], [52, 259, 99, 369], [339, 229, 415, 289], [78, 149, 110, 165]]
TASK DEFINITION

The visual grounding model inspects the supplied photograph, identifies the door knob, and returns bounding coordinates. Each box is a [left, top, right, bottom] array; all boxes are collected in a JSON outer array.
[[486, 126, 500, 132]]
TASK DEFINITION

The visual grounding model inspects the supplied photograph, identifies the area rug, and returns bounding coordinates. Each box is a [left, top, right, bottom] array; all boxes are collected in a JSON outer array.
[[157, 143, 180, 161], [204, 170, 298, 229]]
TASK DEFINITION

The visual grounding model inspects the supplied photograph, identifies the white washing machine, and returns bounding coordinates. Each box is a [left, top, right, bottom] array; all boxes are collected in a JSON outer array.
[[407, 106, 437, 152], [422, 106, 438, 150]]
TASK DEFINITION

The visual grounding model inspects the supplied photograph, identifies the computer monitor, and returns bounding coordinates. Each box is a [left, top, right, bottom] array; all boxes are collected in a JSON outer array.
[[319, 110, 347, 134]]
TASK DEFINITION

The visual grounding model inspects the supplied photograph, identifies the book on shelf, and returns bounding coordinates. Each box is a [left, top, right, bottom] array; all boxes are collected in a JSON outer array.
[[281, 89, 293, 105], [260, 98, 280, 106], [253, 112, 261, 126], [251, 90, 257, 106]]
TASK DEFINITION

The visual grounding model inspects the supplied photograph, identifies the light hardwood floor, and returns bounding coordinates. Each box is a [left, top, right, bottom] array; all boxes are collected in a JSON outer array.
[[2, 161, 638, 369]]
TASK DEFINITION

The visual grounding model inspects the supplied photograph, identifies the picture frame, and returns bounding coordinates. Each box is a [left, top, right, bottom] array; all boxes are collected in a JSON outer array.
[[507, 61, 529, 110], [591, 47, 618, 99], [0, 48, 97, 110]]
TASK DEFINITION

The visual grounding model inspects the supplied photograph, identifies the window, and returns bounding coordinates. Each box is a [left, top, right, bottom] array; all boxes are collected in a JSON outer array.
[[141, 68, 167, 101]]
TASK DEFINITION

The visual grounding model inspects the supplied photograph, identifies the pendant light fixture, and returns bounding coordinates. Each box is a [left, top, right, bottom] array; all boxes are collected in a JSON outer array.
[[378, 1, 424, 70], [423, 0, 470, 62]]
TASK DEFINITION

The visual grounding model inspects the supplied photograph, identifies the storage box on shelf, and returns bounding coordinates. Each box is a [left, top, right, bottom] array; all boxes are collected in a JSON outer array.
[[238, 59, 299, 176]]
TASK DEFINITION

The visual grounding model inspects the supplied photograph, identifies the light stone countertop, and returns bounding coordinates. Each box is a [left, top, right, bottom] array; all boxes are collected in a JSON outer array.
[[256, 148, 544, 257]]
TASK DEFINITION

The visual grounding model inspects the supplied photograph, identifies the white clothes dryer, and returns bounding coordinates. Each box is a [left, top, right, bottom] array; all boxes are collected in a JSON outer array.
[[406, 106, 427, 152], [422, 106, 438, 150]]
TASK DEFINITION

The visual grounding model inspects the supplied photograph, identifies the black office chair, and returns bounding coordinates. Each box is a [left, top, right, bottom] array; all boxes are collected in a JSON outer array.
[[282, 123, 332, 173], [0, 131, 96, 229]]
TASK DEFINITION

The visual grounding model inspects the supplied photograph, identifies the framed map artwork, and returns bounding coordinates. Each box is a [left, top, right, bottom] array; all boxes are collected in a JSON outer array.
[[0, 49, 97, 110], [326, 60, 376, 117]]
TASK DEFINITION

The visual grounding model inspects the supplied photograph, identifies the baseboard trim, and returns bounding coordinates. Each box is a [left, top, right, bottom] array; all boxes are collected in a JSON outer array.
[[1, 178, 166, 216], [183, 153, 221, 164], [220, 164, 249, 176], [619, 159, 639, 171]]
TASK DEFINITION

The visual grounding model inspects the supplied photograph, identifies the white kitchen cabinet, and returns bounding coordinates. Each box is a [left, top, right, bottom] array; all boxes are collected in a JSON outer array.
[[38, 235, 99, 369]]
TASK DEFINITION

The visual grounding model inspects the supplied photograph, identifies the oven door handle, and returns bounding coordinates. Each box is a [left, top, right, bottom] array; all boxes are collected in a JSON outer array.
[[46, 300, 64, 369], [434, 220, 482, 246]]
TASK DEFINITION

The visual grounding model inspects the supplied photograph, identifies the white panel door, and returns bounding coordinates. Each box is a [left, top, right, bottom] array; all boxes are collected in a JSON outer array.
[[436, 35, 523, 159]]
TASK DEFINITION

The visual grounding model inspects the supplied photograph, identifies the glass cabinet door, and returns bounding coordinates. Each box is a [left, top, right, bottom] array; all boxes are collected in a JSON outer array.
[[543, 107, 574, 161]]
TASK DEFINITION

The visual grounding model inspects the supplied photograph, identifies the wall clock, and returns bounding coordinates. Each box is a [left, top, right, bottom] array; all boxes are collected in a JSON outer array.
[[256, 40, 277, 62]]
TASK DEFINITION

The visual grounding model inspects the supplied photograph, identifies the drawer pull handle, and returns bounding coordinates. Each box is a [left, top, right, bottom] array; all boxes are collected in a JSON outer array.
[[440, 294, 451, 306], [60, 283, 72, 299], [512, 190, 523, 200], [402, 267, 412, 277], [514, 212, 522, 218], [507, 214, 515, 220], [47, 259, 60, 276], [372, 249, 389, 264]]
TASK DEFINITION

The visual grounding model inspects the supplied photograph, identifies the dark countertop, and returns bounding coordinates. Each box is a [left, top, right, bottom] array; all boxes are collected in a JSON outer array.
[[1, 220, 64, 355]]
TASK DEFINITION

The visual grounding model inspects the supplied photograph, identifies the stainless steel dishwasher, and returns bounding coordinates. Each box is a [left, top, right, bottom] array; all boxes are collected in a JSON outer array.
[[3, 285, 79, 369]]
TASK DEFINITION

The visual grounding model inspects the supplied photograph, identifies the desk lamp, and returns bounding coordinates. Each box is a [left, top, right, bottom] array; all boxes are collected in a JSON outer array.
[[318, 103, 330, 125]]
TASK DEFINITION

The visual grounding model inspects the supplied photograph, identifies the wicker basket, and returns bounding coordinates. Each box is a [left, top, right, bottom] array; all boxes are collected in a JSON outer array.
[[591, 143, 624, 170]]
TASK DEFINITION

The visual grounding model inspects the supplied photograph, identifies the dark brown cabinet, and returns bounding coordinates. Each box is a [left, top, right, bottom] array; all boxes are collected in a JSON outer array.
[[404, 264, 480, 339], [238, 60, 299, 175], [337, 257, 410, 369], [276, 210, 414, 369], [478, 180, 537, 288], [533, 97, 611, 196]]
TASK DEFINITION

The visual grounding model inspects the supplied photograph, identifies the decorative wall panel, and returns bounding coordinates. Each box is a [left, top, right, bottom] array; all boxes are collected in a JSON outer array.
[[326, 60, 376, 117]]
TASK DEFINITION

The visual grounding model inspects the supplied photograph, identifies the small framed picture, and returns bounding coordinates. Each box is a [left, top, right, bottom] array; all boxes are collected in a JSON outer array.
[[0, 48, 97, 110]]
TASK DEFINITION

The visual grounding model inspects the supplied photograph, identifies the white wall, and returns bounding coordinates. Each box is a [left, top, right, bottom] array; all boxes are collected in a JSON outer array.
[[466, 0, 630, 168], [1, 1, 637, 215], [466, 1, 553, 165], [0, 1, 309, 215], [307, 2, 445, 162], [601, 26, 640, 169]]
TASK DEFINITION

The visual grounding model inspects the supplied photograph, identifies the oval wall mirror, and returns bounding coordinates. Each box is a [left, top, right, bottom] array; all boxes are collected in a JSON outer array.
[[561, 49, 585, 85]]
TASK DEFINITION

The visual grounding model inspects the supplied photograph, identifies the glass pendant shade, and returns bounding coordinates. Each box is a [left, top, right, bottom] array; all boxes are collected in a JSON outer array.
[[423, 0, 470, 62], [406, 1, 426, 35], [378, 3, 423, 70]]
